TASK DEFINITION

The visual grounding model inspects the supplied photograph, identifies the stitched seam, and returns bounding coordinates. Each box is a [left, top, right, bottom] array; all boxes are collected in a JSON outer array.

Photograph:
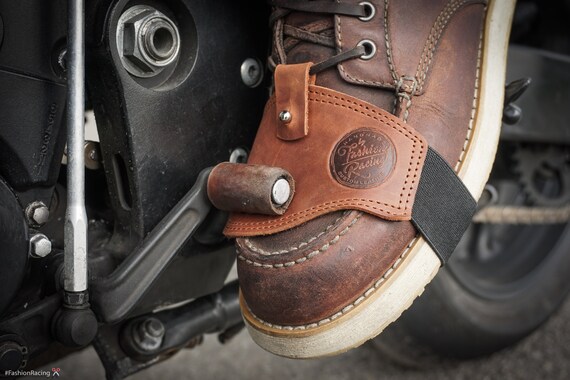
[[245, 237, 418, 330], [244, 213, 346, 255], [237, 212, 362, 267], [415, 0, 464, 90], [227, 201, 399, 231], [308, 90, 421, 141], [275, 18, 287, 65], [335, 0, 343, 53], [415, 0, 485, 92], [383, 0, 398, 82], [455, 15, 484, 171], [336, 0, 394, 87]]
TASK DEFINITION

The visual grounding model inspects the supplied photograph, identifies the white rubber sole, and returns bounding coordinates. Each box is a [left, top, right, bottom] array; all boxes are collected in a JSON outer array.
[[241, 0, 516, 359]]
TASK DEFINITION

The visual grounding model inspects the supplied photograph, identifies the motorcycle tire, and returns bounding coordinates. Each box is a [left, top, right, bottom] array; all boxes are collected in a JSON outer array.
[[372, 181, 570, 362]]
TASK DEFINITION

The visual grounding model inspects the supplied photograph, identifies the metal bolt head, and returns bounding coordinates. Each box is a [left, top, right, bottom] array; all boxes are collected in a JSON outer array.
[[240, 58, 263, 88], [25, 201, 49, 227], [133, 317, 165, 352], [32, 207, 49, 225], [29, 234, 52, 258], [145, 318, 165, 338], [279, 110, 292, 123], [272, 178, 291, 206], [117, 5, 181, 78]]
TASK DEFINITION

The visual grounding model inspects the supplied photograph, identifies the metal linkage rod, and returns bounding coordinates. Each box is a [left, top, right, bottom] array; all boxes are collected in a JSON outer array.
[[64, 0, 88, 294]]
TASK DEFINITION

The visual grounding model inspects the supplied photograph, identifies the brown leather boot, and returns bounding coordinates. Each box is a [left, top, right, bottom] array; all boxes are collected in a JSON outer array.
[[224, 0, 515, 358]]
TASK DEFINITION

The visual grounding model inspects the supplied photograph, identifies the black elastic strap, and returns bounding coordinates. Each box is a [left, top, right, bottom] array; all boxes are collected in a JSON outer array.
[[411, 147, 477, 265]]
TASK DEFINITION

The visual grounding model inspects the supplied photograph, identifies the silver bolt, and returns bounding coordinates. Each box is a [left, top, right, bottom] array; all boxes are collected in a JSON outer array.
[[117, 5, 181, 78], [240, 58, 263, 88], [272, 178, 291, 206], [25, 202, 50, 227], [279, 110, 292, 123], [144, 319, 165, 338], [133, 318, 165, 352], [29, 234, 52, 258]]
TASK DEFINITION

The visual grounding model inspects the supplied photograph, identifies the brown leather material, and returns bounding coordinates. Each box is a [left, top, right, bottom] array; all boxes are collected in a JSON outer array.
[[274, 63, 315, 140], [277, 13, 396, 112], [224, 84, 427, 237], [236, 211, 417, 326], [236, 0, 487, 327], [334, 0, 396, 90], [207, 163, 295, 216], [335, 0, 487, 94]]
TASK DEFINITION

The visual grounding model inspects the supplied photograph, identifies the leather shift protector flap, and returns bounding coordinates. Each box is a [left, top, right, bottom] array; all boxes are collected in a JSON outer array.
[[225, 68, 427, 237]]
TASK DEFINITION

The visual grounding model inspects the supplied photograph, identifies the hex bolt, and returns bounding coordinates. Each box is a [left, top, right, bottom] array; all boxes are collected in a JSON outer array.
[[25, 201, 50, 227], [117, 5, 181, 78], [272, 178, 291, 206], [132, 318, 165, 352], [144, 318, 165, 338], [240, 58, 263, 88], [29, 234, 52, 258]]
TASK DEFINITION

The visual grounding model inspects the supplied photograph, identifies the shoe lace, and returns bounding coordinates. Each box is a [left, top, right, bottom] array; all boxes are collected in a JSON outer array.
[[269, 0, 373, 75]]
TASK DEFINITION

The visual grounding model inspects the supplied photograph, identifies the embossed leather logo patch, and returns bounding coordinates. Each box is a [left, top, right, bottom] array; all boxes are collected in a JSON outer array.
[[330, 128, 396, 189]]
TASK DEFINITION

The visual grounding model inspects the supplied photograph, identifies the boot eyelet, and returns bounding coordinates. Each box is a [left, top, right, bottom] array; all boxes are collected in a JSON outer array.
[[357, 39, 377, 60], [358, 2, 376, 21]]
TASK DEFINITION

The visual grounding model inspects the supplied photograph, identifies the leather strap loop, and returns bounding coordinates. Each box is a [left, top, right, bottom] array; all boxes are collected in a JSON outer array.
[[274, 63, 315, 141]]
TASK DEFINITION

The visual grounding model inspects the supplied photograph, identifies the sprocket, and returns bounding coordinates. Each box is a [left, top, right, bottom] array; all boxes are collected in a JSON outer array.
[[513, 144, 570, 207]]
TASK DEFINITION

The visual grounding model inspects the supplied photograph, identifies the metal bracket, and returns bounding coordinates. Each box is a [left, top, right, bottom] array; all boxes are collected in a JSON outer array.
[[90, 168, 213, 324]]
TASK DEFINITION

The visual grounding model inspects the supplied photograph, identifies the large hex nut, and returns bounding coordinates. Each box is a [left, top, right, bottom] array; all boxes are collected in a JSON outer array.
[[117, 6, 181, 78]]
